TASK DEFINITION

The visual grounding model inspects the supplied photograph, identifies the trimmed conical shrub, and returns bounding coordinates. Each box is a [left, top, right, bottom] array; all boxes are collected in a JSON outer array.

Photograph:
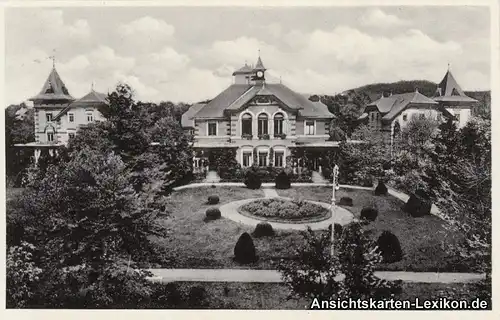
[[403, 189, 431, 217], [244, 170, 262, 189], [376, 231, 403, 263], [360, 207, 378, 222], [275, 171, 291, 189], [374, 181, 388, 196], [252, 222, 275, 238], [234, 232, 258, 264]]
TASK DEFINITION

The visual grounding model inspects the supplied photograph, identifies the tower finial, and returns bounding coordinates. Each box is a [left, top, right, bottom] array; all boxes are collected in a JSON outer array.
[[258, 48, 261, 57], [91, 81, 94, 91], [447, 62, 450, 71], [49, 49, 56, 69]]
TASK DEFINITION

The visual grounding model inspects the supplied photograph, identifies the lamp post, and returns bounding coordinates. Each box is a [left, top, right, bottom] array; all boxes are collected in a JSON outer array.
[[331, 164, 340, 257]]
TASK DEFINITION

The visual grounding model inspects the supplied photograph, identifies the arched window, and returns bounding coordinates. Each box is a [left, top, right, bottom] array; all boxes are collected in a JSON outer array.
[[241, 113, 252, 135], [258, 113, 268, 135], [273, 113, 284, 136]]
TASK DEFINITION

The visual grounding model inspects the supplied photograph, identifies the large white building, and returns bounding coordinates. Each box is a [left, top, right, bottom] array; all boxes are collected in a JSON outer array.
[[181, 56, 336, 171]]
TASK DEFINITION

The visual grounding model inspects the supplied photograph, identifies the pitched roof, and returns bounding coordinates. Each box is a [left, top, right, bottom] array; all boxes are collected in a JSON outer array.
[[232, 64, 253, 75], [181, 103, 206, 128], [54, 90, 108, 120], [29, 68, 75, 102], [192, 82, 333, 119], [193, 84, 252, 118], [365, 91, 439, 122], [255, 56, 265, 70], [433, 70, 477, 103]]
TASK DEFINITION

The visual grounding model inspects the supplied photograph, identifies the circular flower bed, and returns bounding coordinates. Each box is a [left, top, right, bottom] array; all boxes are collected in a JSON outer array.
[[239, 198, 330, 223]]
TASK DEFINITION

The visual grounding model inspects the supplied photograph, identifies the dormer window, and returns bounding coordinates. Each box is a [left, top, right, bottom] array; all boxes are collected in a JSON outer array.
[[45, 81, 54, 94], [46, 113, 53, 122]]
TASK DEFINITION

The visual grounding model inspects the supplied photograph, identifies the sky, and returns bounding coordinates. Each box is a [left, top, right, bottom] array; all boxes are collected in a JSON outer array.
[[5, 5, 491, 105]]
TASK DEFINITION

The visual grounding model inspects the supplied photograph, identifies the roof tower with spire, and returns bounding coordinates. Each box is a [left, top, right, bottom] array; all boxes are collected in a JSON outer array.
[[29, 67, 74, 102], [433, 69, 477, 104]]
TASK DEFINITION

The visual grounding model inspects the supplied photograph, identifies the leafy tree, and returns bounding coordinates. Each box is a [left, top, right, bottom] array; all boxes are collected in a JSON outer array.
[[7, 147, 165, 308], [67, 84, 193, 194], [5, 104, 35, 186], [315, 91, 370, 138], [278, 224, 400, 302]]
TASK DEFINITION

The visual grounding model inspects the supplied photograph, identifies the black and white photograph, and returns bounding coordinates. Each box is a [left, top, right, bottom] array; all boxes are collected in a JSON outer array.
[[3, 0, 495, 313]]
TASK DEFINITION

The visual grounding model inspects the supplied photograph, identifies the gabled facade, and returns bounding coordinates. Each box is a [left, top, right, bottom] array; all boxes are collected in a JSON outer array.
[[17, 67, 108, 162], [359, 89, 449, 137], [182, 56, 336, 169], [359, 68, 477, 150]]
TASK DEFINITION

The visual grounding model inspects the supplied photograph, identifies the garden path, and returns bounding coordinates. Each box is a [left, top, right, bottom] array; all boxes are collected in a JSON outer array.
[[147, 268, 486, 284], [219, 197, 353, 230], [203, 170, 221, 183], [262, 187, 279, 198], [311, 171, 328, 184]]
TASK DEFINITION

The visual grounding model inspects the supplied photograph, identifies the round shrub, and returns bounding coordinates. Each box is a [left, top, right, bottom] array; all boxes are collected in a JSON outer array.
[[374, 181, 388, 196], [207, 195, 219, 205], [252, 222, 275, 238], [275, 171, 291, 189], [376, 231, 403, 263], [403, 191, 431, 217], [205, 207, 221, 221], [360, 207, 378, 222], [339, 197, 353, 206], [244, 170, 262, 189], [211, 185, 216, 189], [234, 232, 258, 264]]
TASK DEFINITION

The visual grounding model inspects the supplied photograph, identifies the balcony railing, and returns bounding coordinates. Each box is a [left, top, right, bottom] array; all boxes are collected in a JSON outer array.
[[258, 134, 270, 140], [241, 133, 253, 140]]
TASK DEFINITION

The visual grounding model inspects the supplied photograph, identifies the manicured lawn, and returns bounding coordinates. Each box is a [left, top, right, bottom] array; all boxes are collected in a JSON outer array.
[[277, 186, 468, 272], [150, 185, 470, 272], [150, 186, 306, 269], [167, 281, 483, 309]]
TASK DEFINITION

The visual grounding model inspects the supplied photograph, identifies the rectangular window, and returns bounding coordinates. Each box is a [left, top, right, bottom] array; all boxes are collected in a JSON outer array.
[[258, 152, 268, 167], [68, 113, 74, 122], [455, 113, 461, 121], [305, 120, 315, 135], [208, 122, 217, 136], [46, 113, 53, 122], [87, 113, 94, 122], [47, 132, 54, 142], [68, 133, 75, 139], [419, 113, 425, 120], [242, 152, 252, 167], [402, 114, 408, 121], [274, 152, 284, 167]]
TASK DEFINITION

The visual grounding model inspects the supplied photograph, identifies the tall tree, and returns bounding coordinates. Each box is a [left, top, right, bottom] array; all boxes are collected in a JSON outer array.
[[7, 147, 165, 307]]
